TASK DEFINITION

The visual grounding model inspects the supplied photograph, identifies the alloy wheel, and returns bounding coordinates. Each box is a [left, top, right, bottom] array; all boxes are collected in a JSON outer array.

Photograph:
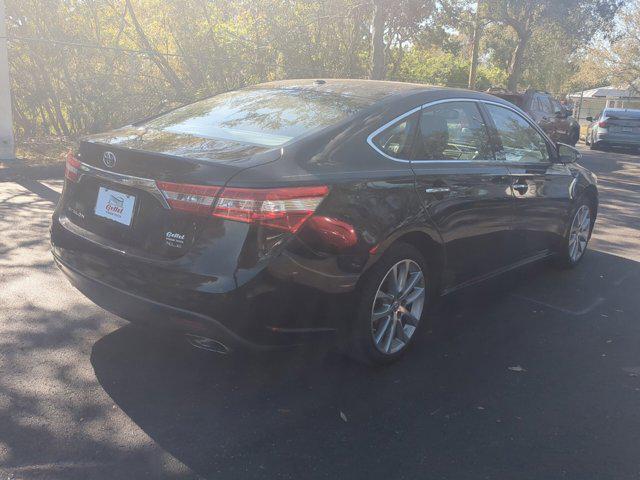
[[569, 205, 591, 263], [371, 259, 426, 355]]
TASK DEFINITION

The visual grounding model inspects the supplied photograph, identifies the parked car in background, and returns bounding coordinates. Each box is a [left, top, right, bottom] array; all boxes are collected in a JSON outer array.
[[585, 108, 640, 151], [489, 89, 580, 146], [51, 80, 598, 365]]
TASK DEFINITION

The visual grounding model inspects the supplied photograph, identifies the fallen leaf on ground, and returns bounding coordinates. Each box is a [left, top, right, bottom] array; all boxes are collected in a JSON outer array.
[[508, 365, 526, 372]]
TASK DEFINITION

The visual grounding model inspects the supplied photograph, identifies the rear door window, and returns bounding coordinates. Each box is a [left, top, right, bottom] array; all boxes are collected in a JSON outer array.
[[414, 101, 493, 161], [485, 104, 551, 164], [371, 113, 419, 160]]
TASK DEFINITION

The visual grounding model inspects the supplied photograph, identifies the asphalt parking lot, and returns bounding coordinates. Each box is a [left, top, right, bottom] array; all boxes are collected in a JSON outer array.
[[0, 145, 639, 480]]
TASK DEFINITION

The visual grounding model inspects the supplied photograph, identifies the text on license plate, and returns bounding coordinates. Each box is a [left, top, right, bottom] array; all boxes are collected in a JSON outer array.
[[94, 187, 136, 226]]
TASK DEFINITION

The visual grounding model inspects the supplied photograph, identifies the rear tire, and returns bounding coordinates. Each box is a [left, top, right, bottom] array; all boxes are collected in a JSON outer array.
[[554, 196, 595, 269], [346, 242, 432, 366]]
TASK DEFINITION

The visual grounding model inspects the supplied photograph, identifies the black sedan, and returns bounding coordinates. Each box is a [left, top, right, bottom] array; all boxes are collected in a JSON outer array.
[[51, 79, 598, 365]]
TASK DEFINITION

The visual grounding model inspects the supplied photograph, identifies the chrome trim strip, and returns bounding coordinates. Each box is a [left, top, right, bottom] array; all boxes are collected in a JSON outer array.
[[424, 187, 450, 194], [366, 97, 554, 165], [77, 162, 170, 209]]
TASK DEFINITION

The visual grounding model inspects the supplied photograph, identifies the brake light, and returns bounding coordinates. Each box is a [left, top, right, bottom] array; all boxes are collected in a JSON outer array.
[[213, 185, 329, 233], [65, 150, 81, 183], [598, 120, 608, 128], [156, 181, 220, 215]]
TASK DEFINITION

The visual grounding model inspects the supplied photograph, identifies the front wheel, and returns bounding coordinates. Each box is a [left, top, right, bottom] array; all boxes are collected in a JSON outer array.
[[347, 242, 430, 365], [555, 199, 594, 268]]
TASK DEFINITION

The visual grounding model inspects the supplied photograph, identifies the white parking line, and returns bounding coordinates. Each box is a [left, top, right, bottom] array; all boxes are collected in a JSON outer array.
[[510, 293, 605, 316]]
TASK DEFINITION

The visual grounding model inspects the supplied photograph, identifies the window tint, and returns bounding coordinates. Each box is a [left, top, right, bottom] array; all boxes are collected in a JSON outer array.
[[145, 88, 373, 147], [486, 104, 550, 163], [414, 101, 493, 160], [531, 97, 542, 111], [371, 113, 418, 160], [537, 95, 554, 114]]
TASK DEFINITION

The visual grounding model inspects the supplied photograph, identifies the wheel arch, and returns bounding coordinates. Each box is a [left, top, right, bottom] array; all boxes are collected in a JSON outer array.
[[365, 229, 446, 294], [583, 184, 599, 222]]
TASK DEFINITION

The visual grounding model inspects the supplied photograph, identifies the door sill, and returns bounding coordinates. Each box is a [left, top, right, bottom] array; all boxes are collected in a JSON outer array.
[[441, 250, 554, 296]]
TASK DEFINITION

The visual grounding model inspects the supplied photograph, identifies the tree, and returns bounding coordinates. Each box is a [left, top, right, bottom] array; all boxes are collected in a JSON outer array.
[[484, 0, 622, 92], [572, 3, 640, 90], [370, 0, 386, 79], [368, 0, 441, 79]]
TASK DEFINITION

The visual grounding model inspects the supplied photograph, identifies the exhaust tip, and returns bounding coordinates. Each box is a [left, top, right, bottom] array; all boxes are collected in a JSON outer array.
[[185, 334, 231, 355]]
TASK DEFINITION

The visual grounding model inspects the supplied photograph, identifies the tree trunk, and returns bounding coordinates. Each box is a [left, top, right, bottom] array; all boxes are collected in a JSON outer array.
[[124, 0, 189, 100], [468, 0, 483, 90], [370, 0, 386, 80], [507, 33, 529, 92], [343, 18, 361, 76]]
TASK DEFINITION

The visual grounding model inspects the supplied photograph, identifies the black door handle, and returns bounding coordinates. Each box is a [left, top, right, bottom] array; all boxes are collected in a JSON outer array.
[[512, 182, 528, 194]]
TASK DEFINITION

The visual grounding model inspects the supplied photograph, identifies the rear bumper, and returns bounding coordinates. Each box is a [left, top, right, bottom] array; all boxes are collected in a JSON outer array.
[[595, 133, 640, 147], [54, 256, 272, 351], [51, 214, 341, 350]]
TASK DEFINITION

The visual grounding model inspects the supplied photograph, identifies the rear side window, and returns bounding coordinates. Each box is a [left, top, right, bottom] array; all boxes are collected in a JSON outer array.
[[414, 101, 493, 161], [486, 104, 550, 164], [371, 113, 419, 160], [145, 88, 373, 147]]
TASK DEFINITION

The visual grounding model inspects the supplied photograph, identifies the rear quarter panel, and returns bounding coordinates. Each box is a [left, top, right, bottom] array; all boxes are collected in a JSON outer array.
[[226, 96, 444, 292]]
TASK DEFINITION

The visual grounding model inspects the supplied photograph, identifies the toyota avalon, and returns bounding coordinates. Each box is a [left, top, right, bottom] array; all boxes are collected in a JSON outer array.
[[51, 79, 598, 364]]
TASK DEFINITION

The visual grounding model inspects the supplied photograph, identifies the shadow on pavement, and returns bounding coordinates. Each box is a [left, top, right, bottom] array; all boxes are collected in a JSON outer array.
[[15, 179, 61, 204], [91, 250, 640, 480], [578, 146, 640, 261]]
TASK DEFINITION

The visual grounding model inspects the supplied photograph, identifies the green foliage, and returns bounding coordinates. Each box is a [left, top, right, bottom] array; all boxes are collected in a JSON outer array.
[[392, 48, 506, 89], [2, 0, 625, 140]]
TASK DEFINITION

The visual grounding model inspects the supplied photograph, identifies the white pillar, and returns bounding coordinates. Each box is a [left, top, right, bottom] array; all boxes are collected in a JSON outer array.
[[0, 0, 15, 160]]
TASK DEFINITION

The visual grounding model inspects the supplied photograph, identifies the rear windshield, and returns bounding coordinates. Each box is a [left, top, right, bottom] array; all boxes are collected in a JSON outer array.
[[605, 109, 640, 120], [144, 88, 373, 147]]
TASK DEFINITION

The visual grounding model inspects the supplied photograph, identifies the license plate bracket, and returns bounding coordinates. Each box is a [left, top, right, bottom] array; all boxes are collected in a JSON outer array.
[[94, 186, 136, 226]]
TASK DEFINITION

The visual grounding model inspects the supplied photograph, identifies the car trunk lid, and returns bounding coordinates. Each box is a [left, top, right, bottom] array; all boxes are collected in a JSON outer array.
[[61, 126, 281, 259], [605, 112, 640, 134]]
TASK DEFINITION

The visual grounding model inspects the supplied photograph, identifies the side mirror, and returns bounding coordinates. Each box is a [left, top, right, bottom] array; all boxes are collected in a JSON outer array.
[[586, 116, 594, 122], [557, 142, 581, 163]]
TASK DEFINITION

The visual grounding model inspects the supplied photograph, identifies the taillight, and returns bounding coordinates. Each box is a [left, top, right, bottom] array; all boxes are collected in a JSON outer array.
[[213, 185, 329, 233], [598, 120, 608, 128], [156, 181, 220, 215], [65, 150, 81, 183]]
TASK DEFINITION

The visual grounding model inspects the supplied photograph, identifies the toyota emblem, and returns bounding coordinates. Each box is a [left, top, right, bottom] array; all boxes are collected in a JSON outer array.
[[103, 151, 117, 168]]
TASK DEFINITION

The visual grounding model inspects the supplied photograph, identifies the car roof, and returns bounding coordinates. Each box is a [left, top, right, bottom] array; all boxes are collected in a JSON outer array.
[[249, 79, 448, 101], [249, 78, 513, 107]]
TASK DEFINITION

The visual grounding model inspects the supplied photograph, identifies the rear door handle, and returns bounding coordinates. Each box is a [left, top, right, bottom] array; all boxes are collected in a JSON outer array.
[[512, 183, 528, 193], [425, 187, 450, 194]]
